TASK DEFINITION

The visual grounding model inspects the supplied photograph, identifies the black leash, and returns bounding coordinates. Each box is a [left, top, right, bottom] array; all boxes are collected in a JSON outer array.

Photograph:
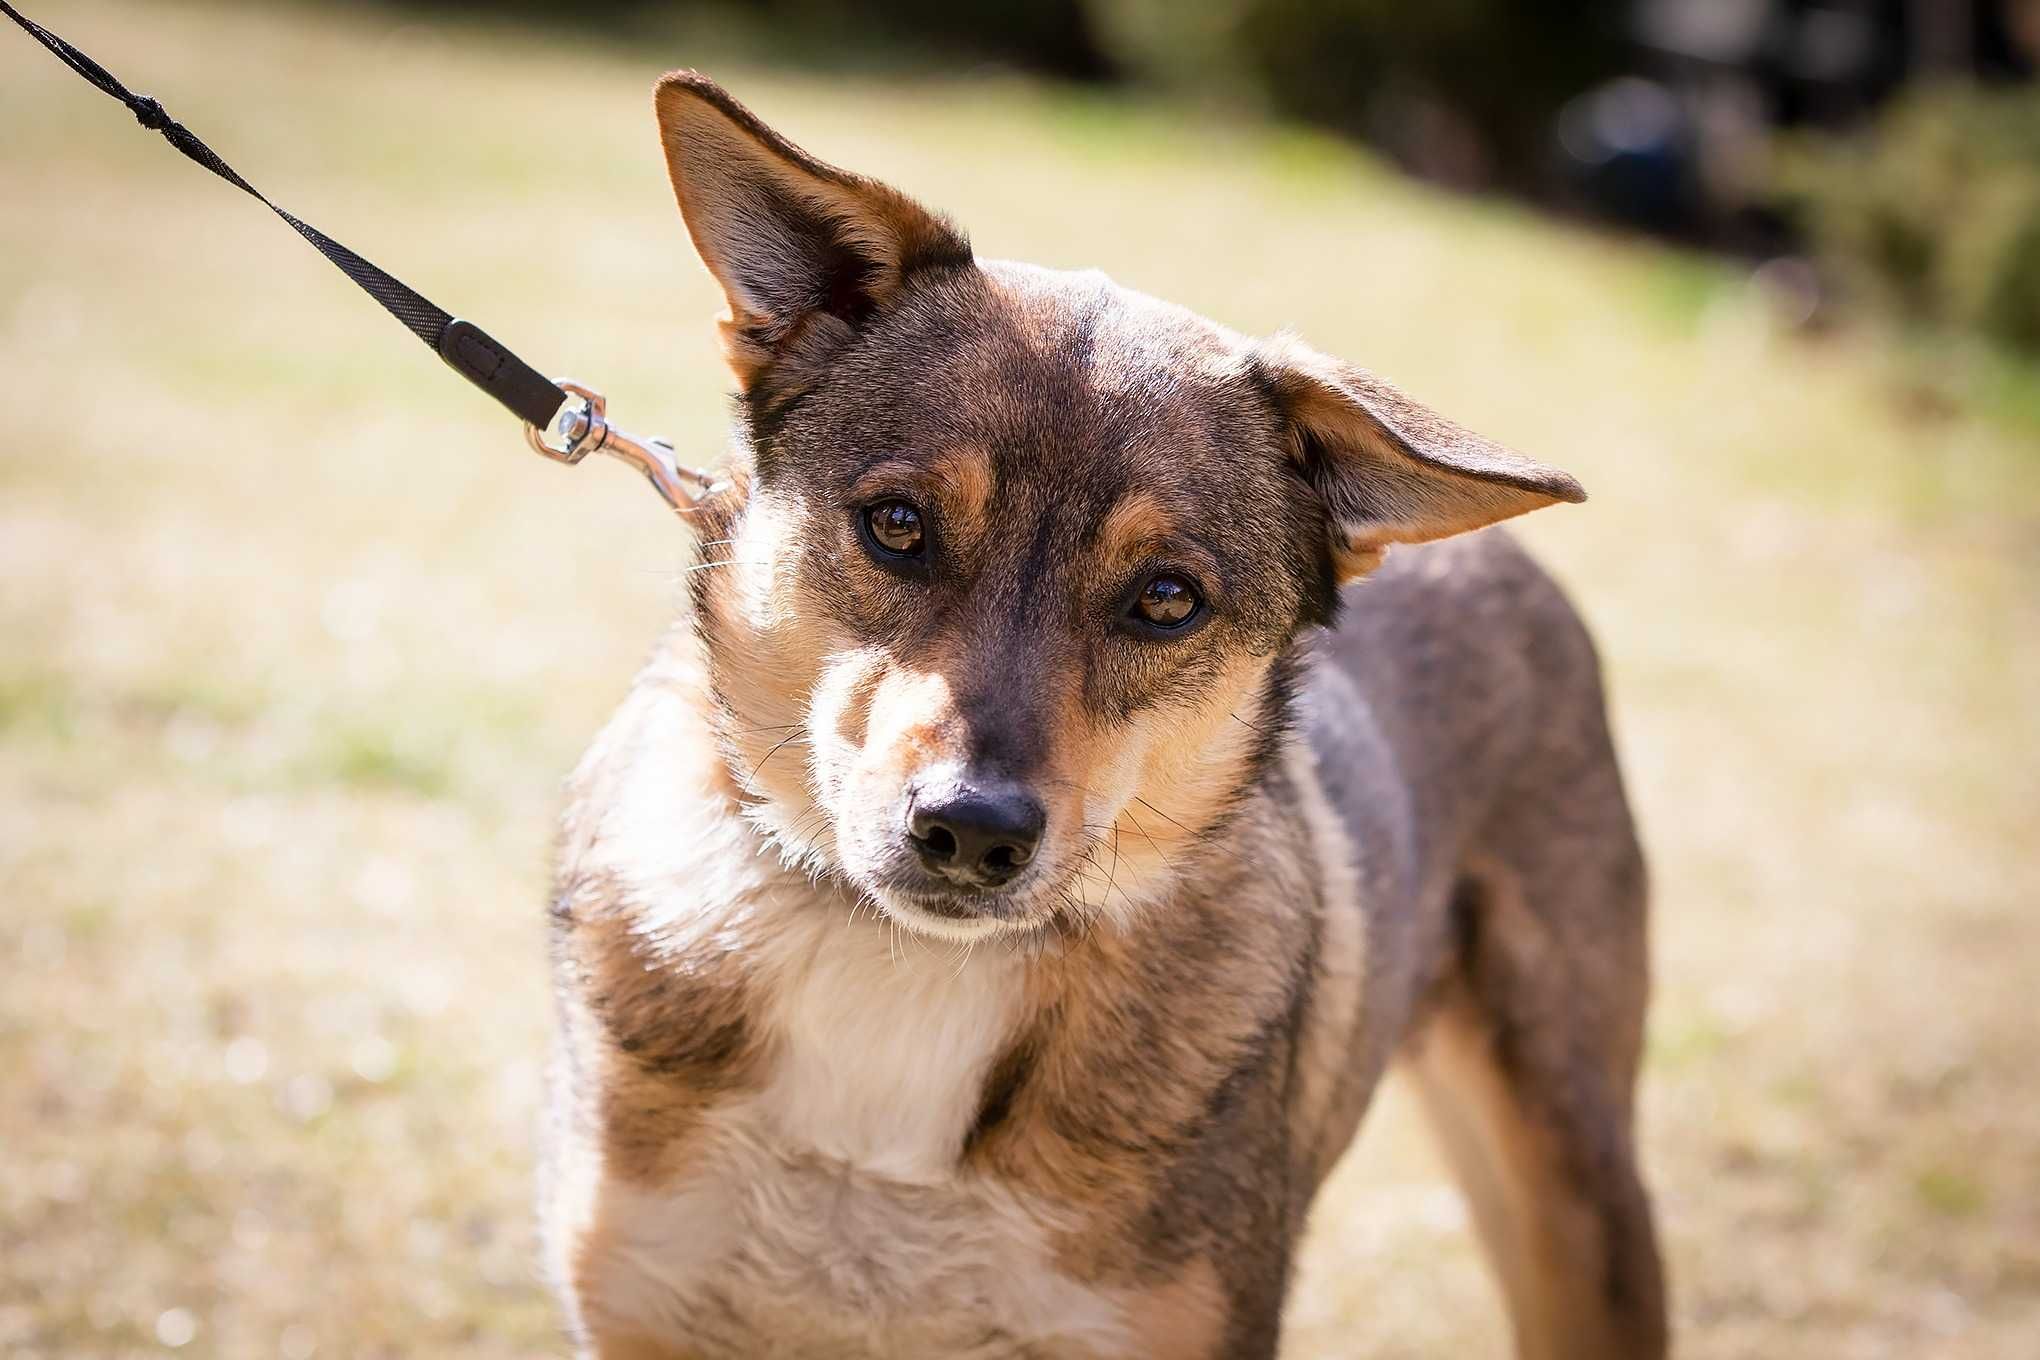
[[4, 0, 719, 510]]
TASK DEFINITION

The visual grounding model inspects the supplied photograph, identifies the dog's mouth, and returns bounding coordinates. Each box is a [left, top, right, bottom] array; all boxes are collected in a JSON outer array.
[[873, 894, 1021, 943], [861, 876, 1046, 943]]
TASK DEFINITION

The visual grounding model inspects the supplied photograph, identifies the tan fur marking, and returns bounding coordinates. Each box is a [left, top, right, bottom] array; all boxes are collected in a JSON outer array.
[[587, 1332, 698, 1360], [930, 446, 995, 546], [1117, 1257, 1228, 1359], [1330, 540, 1389, 581], [1092, 490, 1174, 569], [1404, 990, 1640, 1360], [712, 313, 768, 392], [1005, 645, 1269, 927]]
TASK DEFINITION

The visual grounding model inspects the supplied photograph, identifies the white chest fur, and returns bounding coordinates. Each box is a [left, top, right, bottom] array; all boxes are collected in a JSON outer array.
[[750, 912, 1026, 1181], [585, 911, 1128, 1359]]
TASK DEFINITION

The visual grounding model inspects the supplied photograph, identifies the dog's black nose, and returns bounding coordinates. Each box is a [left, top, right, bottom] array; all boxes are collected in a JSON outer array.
[[906, 781, 1044, 887]]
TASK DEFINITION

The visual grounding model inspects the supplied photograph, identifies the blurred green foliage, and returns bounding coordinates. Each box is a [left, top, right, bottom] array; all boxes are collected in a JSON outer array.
[[1089, 0, 1625, 178], [1779, 84, 2040, 355]]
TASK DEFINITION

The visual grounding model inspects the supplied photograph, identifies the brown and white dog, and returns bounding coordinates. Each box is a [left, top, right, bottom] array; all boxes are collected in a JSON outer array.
[[539, 73, 1667, 1360]]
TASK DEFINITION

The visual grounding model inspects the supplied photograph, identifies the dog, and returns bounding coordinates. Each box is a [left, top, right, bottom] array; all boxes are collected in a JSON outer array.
[[538, 72, 1667, 1360]]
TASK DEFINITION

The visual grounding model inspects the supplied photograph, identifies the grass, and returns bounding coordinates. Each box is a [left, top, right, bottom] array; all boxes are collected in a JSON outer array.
[[4, 2, 2039, 1356]]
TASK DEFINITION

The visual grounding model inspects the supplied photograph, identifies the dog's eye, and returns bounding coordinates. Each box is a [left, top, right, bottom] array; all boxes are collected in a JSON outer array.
[[862, 499, 927, 559], [1130, 573, 1202, 631]]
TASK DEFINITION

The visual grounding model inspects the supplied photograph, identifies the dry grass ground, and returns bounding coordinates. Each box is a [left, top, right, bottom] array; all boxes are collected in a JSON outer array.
[[4, 3, 2039, 1356]]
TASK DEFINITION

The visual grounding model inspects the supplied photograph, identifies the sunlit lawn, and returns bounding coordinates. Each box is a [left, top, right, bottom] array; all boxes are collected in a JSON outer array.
[[4, 2, 2038, 1356]]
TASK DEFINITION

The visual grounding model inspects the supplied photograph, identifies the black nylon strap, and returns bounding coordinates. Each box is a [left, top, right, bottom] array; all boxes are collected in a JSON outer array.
[[2, 0, 568, 430]]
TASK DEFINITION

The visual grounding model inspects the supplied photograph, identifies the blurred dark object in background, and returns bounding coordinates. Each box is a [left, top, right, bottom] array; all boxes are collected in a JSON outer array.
[[1090, 0, 1630, 191], [1591, 0, 2040, 246], [1554, 75, 1700, 234], [1097, 0, 2040, 353], [383, 2, 2034, 222]]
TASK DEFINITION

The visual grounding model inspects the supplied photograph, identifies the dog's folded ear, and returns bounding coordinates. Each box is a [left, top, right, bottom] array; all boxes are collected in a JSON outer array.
[[1254, 335, 1586, 581], [654, 72, 973, 393]]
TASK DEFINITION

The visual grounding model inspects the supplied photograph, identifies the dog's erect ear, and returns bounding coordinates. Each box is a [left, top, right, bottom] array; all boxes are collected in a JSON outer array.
[[654, 72, 972, 392], [1255, 336, 1586, 581]]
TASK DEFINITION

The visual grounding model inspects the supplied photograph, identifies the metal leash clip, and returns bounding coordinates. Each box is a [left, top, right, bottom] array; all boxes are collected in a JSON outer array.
[[526, 381, 722, 513]]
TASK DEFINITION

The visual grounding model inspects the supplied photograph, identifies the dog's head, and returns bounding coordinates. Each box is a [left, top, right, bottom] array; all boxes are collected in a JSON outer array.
[[657, 75, 1582, 941]]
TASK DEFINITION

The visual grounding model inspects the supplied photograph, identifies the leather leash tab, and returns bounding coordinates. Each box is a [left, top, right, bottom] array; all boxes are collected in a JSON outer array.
[[438, 320, 571, 431]]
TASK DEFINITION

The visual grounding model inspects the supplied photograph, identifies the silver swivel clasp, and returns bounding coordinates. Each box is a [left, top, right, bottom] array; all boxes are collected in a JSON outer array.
[[525, 381, 722, 513]]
